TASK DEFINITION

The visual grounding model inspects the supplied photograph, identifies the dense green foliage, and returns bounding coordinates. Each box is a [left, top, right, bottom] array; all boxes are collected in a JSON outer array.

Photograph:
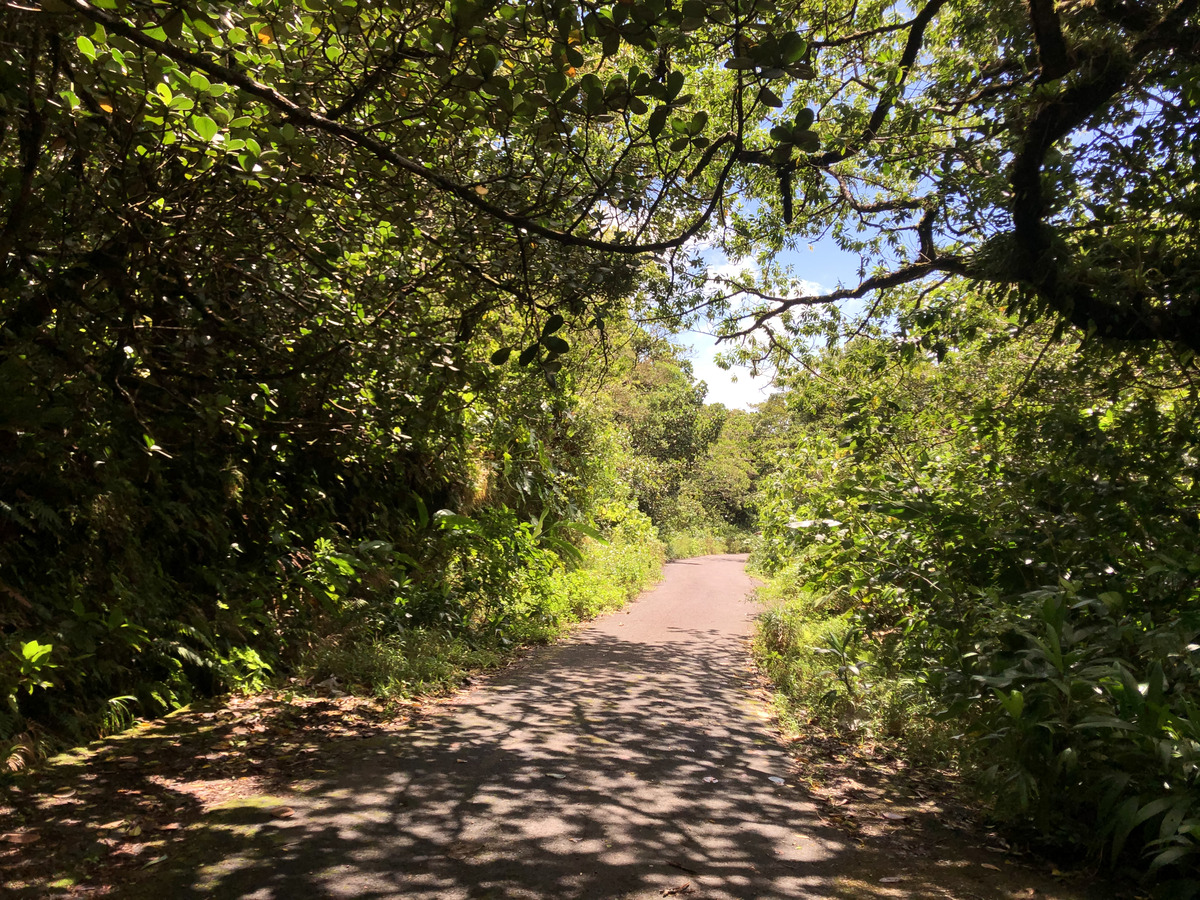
[[4, 0, 1199, 889], [752, 297, 1200, 887], [0, 0, 677, 756], [297, 498, 665, 698], [598, 333, 764, 554], [0, 241, 685, 754]]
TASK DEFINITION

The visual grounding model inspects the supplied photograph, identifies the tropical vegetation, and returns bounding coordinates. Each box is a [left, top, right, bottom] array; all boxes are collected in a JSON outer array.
[[3, 0, 1198, 890]]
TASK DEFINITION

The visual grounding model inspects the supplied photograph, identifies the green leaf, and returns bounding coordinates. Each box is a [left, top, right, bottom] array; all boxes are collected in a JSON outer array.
[[191, 115, 219, 142], [541, 314, 565, 336], [757, 86, 783, 108], [724, 57, 757, 70], [1075, 715, 1138, 731], [1148, 845, 1196, 874], [793, 130, 820, 152], [476, 45, 499, 76], [794, 108, 815, 131], [541, 534, 585, 565], [648, 104, 669, 138], [518, 343, 540, 366], [665, 70, 685, 101], [542, 335, 570, 354], [21, 640, 53, 663], [76, 35, 97, 60], [544, 70, 566, 96], [993, 687, 1024, 719], [434, 511, 481, 532], [558, 521, 609, 544], [490, 347, 512, 365], [781, 33, 808, 64], [581, 72, 603, 96]]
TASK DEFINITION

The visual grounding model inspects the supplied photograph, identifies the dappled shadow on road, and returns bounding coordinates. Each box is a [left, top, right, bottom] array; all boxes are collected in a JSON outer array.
[[4, 556, 1112, 898], [128, 629, 840, 899], [0, 692, 419, 894], [93, 616, 1111, 899]]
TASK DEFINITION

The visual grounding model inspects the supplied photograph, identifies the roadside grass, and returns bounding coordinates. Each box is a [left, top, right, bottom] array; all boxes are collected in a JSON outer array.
[[751, 563, 956, 765], [2, 524, 667, 781], [292, 526, 666, 701], [749, 565, 1153, 898], [664, 527, 755, 560], [295, 629, 507, 699]]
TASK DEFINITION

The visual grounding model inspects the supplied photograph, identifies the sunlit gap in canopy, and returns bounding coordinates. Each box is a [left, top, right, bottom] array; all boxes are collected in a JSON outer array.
[[669, 229, 862, 409]]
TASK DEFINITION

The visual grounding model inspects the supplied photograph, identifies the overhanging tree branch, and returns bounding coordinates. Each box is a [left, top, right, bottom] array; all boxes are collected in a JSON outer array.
[[1009, 0, 1200, 348], [1028, 0, 1072, 80], [725, 256, 968, 337], [813, 0, 950, 167], [60, 0, 732, 256]]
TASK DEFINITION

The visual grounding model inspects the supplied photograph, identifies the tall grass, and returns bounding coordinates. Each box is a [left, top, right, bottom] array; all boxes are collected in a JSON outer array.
[[752, 562, 955, 758], [295, 515, 666, 698]]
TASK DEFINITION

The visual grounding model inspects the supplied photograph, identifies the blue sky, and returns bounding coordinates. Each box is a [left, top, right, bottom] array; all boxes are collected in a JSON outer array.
[[676, 235, 861, 409]]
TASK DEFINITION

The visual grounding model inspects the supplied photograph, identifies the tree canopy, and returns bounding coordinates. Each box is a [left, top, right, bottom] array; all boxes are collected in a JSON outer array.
[[4, 0, 1200, 884], [11, 0, 1196, 354]]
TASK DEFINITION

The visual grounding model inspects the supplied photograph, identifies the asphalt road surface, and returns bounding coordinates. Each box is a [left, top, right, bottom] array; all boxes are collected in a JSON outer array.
[[137, 555, 1105, 899]]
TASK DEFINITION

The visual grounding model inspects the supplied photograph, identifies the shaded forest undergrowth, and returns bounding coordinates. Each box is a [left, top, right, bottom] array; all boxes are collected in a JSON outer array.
[[750, 312, 1200, 897], [3, 322, 765, 766]]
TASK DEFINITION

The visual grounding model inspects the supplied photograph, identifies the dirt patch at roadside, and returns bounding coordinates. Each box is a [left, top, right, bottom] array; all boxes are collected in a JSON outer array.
[[0, 691, 431, 895], [769, 717, 1130, 899]]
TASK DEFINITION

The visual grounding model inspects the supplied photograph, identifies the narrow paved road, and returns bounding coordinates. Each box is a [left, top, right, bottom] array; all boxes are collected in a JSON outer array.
[[140, 555, 1102, 899]]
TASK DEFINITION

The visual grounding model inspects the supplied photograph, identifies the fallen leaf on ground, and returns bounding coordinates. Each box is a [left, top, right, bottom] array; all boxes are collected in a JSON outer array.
[[981, 863, 1001, 871], [1, 832, 39, 844], [703, 776, 718, 784], [662, 881, 696, 896], [880, 876, 905, 883], [768, 776, 785, 785], [270, 806, 295, 819]]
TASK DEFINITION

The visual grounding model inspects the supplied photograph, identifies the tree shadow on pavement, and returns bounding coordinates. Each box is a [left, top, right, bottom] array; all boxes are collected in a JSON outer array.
[[78, 622, 1119, 900], [3, 557, 1119, 899]]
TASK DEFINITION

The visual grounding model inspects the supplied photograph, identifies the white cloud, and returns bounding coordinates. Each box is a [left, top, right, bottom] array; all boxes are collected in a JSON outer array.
[[703, 251, 824, 301], [675, 329, 774, 411]]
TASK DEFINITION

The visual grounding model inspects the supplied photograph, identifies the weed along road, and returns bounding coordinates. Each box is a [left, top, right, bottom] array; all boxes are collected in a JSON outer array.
[[127, 555, 1105, 900]]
